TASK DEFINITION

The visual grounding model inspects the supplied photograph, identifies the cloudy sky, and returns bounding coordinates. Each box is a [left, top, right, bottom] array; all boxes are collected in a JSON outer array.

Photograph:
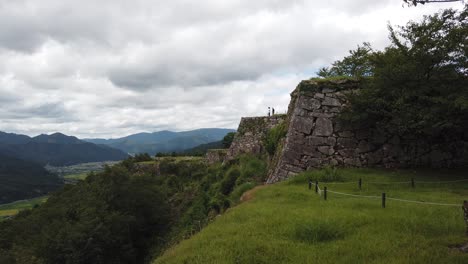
[[0, 0, 464, 138]]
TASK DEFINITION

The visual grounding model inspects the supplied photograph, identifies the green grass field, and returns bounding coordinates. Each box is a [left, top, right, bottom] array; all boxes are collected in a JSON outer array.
[[154, 168, 468, 264], [0, 196, 48, 219], [63, 173, 88, 180]]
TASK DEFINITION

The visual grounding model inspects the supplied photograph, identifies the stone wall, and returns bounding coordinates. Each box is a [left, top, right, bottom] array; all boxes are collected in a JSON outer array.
[[266, 79, 468, 183], [224, 116, 286, 162], [206, 149, 227, 165]]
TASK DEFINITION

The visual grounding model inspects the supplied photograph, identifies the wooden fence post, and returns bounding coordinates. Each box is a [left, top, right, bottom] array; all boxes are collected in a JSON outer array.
[[382, 193, 386, 208], [463, 200, 468, 236], [315, 180, 318, 193], [308, 180, 312, 190], [411, 178, 415, 188], [324, 187, 327, 200], [359, 178, 362, 190]]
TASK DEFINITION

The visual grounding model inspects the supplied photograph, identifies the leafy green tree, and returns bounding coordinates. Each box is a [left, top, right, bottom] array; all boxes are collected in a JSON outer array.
[[317, 42, 374, 78], [222, 132, 236, 148], [403, 0, 462, 6], [320, 7, 467, 140]]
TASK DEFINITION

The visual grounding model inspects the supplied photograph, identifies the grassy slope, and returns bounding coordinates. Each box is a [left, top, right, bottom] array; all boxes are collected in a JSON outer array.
[[154, 169, 468, 264]]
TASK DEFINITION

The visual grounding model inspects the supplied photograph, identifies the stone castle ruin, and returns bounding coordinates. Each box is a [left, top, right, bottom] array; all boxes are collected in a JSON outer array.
[[210, 78, 468, 184]]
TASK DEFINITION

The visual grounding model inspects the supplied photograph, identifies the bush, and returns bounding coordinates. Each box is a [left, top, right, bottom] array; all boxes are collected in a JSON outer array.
[[230, 182, 256, 202], [220, 167, 240, 195], [265, 122, 287, 155], [236, 155, 267, 185]]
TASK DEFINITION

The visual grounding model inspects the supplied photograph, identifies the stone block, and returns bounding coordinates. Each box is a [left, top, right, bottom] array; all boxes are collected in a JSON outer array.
[[308, 136, 328, 146], [322, 87, 336, 93], [314, 93, 325, 99], [338, 148, 356, 157], [298, 96, 321, 111], [313, 117, 333, 136], [306, 158, 322, 168], [322, 96, 341, 107], [318, 146, 334, 155], [327, 137, 337, 146], [337, 138, 358, 149], [293, 116, 314, 134]]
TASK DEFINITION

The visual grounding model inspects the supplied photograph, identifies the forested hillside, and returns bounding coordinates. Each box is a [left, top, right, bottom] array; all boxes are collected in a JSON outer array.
[[0, 154, 62, 204], [0, 154, 267, 263]]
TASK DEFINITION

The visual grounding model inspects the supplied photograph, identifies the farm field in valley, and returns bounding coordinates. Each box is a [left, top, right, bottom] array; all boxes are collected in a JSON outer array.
[[0, 196, 48, 220]]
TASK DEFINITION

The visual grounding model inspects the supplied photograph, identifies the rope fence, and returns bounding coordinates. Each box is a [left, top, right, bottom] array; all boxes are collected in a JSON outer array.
[[307, 180, 465, 208], [308, 179, 468, 235], [320, 178, 468, 185]]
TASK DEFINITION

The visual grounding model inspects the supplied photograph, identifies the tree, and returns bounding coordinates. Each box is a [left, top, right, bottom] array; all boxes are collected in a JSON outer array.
[[403, 0, 464, 6], [326, 7, 467, 140], [222, 132, 236, 148], [317, 42, 374, 78]]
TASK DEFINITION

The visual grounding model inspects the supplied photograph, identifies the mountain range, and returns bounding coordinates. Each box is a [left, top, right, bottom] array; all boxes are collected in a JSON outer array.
[[0, 131, 129, 166], [84, 128, 235, 155]]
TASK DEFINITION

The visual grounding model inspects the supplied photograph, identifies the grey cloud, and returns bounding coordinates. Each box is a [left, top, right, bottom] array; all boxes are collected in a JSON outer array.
[[0, 101, 75, 120], [0, 0, 462, 138]]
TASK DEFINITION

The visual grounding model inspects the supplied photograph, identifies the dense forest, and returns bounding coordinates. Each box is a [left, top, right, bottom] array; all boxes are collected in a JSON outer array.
[[0, 153, 268, 263]]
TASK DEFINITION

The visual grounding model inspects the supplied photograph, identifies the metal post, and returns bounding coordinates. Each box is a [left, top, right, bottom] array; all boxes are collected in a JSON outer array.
[[324, 187, 327, 200], [382, 193, 386, 208]]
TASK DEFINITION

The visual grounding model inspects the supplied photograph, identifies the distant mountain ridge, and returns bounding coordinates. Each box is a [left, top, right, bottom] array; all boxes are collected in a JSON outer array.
[[0, 132, 129, 166], [84, 128, 235, 155]]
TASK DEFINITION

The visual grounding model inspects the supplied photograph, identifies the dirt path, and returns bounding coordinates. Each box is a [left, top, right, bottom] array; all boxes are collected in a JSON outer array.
[[239, 185, 268, 203]]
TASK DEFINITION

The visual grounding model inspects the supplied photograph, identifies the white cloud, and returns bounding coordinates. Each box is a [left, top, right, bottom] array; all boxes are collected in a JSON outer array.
[[0, 0, 464, 138]]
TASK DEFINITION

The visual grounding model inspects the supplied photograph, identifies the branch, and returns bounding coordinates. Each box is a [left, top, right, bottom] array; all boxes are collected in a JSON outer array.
[[404, 0, 464, 6]]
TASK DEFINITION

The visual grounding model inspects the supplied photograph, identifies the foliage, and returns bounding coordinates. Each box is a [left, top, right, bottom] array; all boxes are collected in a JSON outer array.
[[0, 150, 268, 263], [133, 153, 153, 162], [265, 122, 288, 155], [318, 7, 468, 141], [220, 167, 241, 195], [403, 0, 463, 6], [0, 165, 170, 264], [222, 132, 236, 148], [317, 42, 374, 78]]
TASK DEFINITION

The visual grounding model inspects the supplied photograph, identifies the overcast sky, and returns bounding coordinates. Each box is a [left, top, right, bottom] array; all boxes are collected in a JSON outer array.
[[0, 0, 464, 138]]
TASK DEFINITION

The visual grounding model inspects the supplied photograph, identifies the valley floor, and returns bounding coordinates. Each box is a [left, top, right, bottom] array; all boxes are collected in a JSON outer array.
[[154, 168, 468, 264]]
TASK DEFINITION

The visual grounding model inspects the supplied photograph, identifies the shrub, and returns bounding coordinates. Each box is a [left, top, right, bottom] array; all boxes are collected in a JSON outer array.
[[220, 167, 240, 195], [265, 122, 287, 155]]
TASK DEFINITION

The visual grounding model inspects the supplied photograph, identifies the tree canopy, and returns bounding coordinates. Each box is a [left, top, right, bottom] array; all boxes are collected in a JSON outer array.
[[318, 6, 468, 140]]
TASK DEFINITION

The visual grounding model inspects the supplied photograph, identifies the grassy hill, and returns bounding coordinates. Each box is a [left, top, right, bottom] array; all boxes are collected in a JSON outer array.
[[154, 169, 468, 264]]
